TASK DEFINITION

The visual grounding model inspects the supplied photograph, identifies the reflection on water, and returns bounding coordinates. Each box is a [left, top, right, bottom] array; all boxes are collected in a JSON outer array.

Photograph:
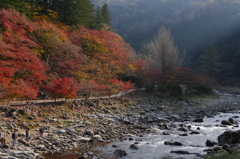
[[43, 112, 240, 159]]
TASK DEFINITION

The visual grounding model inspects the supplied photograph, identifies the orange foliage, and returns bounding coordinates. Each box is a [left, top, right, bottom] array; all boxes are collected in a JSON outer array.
[[0, 8, 139, 100], [69, 28, 136, 84], [33, 21, 82, 77]]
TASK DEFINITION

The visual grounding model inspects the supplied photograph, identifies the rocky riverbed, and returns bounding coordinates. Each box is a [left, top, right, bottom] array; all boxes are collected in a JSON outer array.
[[0, 90, 240, 159]]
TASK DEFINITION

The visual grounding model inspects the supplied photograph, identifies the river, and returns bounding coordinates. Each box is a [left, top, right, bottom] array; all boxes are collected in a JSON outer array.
[[93, 112, 240, 159], [43, 110, 240, 159]]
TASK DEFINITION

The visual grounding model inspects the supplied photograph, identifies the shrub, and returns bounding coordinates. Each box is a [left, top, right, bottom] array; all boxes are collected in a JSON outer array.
[[145, 82, 155, 92], [157, 84, 167, 92]]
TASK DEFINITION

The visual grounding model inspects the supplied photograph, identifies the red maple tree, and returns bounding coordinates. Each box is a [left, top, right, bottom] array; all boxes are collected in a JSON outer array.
[[43, 77, 77, 99]]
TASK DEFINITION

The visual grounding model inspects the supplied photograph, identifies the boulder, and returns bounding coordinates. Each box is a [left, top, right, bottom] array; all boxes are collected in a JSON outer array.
[[218, 130, 240, 144], [27, 116, 34, 120], [113, 149, 127, 158], [177, 127, 188, 132], [92, 135, 102, 140], [18, 109, 27, 115], [55, 129, 67, 134], [179, 133, 188, 136], [85, 130, 94, 136], [205, 139, 216, 147], [78, 137, 91, 143], [192, 118, 204, 123], [228, 118, 234, 124], [36, 145, 46, 151], [159, 123, 170, 130], [162, 131, 170, 135], [190, 131, 200, 135], [36, 155, 45, 159], [164, 141, 182, 146], [130, 144, 139, 149], [221, 120, 232, 125], [170, 150, 190, 154], [18, 139, 29, 146]]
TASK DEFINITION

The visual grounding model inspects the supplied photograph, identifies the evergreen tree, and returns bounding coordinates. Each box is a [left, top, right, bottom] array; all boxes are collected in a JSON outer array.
[[94, 7, 104, 30], [57, 0, 96, 27], [101, 4, 111, 30], [199, 45, 221, 77], [0, 0, 31, 15]]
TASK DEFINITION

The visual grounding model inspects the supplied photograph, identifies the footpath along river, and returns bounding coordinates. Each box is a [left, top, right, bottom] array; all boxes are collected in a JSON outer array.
[[42, 92, 240, 159]]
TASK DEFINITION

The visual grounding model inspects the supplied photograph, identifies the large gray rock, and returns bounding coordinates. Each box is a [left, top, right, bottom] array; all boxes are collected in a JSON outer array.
[[218, 130, 240, 144]]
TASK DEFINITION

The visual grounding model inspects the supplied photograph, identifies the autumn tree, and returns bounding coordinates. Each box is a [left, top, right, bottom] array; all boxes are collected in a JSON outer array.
[[0, 8, 46, 98], [143, 25, 182, 74], [132, 58, 148, 86], [199, 45, 220, 77], [77, 80, 110, 99], [107, 79, 134, 97], [43, 77, 77, 99], [167, 67, 198, 88], [0, 7, 137, 100], [69, 28, 136, 84], [33, 21, 82, 78]]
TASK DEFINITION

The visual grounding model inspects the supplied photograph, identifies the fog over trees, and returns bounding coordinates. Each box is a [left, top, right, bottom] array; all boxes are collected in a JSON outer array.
[[93, 0, 240, 83]]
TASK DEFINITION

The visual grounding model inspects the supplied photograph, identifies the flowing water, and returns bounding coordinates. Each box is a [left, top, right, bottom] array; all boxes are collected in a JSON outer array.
[[43, 111, 240, 159], [92, 112, 240, 159]]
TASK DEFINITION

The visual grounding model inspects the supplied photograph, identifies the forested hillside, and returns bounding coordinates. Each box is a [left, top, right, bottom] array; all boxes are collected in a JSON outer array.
[[93, 0, 240, 82], [0, 0, 236, 101], [0, 2, 141, 100]]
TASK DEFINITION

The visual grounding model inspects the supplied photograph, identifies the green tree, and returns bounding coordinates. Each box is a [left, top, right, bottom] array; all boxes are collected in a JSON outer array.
[[0, 0, 31, 15], [94, 6, 104, 30], [57, 0, 96, 27], [101, 4, 111, 30], [199, 45, 220, 77]]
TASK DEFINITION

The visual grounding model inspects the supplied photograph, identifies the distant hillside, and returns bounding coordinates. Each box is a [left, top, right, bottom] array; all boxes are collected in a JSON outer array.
[[93, 0, 240, 66]]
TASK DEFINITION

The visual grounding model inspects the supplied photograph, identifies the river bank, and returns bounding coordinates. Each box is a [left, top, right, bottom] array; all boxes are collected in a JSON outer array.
[[0, 89, 240, 159]]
